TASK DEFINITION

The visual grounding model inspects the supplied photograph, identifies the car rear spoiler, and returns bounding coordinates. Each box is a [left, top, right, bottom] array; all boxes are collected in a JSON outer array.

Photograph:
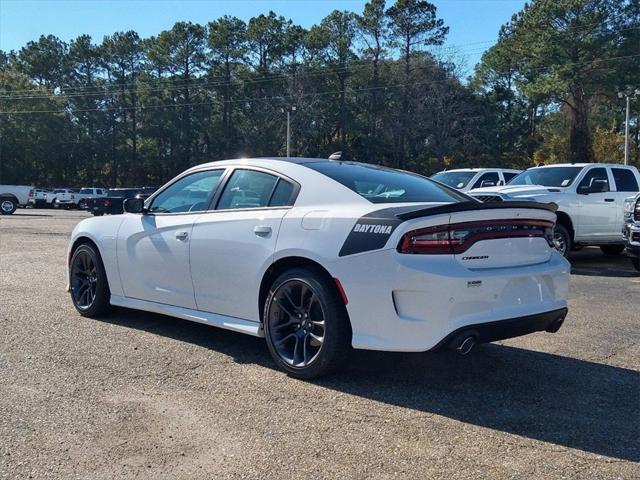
[[394, 201, 558, 220]]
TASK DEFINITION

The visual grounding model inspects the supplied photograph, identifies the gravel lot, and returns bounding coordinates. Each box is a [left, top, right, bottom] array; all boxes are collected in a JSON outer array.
[[1, 209, 638, 479]]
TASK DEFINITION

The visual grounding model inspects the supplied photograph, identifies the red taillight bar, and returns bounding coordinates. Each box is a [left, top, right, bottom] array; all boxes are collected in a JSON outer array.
[[398, 219, 555, 255]]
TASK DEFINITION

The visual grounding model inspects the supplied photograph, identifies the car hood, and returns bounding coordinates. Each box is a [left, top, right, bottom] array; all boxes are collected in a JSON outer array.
[[469, 184, 566, 198]]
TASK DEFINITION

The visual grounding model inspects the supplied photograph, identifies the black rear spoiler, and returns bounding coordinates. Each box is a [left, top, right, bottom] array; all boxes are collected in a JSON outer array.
[[395, 201, 558, 220]]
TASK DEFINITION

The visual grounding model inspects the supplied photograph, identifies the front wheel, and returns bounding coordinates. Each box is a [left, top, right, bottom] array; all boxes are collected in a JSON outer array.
[[600, 245, 625, 255], [69, 244, 112, 317], [264, 268, 351, 379], [553, 224, 572, 258], [0, 198, 17, 215]]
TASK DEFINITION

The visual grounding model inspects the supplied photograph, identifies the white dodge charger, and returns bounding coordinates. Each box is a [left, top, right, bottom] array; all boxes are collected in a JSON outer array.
[[67, 158, 570, 378]]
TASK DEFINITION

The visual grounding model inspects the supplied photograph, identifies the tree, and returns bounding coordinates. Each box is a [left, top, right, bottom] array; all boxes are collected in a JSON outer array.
[[386, 0, 448, 167]]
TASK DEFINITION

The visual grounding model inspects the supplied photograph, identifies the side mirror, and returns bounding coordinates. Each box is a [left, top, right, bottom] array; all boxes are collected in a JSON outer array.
[[123, 197, 145, 214]]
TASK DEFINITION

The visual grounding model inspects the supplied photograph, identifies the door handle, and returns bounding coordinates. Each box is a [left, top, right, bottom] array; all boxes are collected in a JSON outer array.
[[254, 225, 272, 236], [604, 198, 615, 202], [175, 231, 189, 241]]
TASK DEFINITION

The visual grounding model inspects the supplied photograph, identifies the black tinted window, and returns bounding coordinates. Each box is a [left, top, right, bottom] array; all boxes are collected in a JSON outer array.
[[578, 168, 609, 193], [472, 172, 500, 189], [431, 171, 476, 189], [503, 172, 519, 183], [612, 168, 639, 192], [269, 179, 295, 206], [307, 162, 467, 204], [217, 169, 279, 210]]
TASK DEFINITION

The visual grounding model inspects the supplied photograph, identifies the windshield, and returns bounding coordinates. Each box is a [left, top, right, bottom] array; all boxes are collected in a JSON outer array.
[[431, 171, 477, 189], [306, 162, 468, 204], [508, 167, 583, 187]]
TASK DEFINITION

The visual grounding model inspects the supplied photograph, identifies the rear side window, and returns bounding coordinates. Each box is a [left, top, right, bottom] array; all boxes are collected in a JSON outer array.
[[612, 168, 639, 192], [503, 172, 519, 183], [306, 162, 467, 204], [217, 169, 279, 210], [472, 172, 500, 189], [269, 179, 295, 207]]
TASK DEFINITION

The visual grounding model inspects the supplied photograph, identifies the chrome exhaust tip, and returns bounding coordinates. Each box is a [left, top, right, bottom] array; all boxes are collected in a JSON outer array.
[[455, 335, 476, 355]]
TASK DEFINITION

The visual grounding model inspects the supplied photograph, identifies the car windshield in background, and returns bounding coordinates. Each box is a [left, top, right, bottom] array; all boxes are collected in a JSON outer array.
[[508, 166, 583, 187], [306, 162, 468, 204], [431, 171, 476, 189]]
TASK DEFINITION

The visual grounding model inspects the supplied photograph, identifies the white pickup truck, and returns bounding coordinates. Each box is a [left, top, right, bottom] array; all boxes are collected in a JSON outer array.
[[0, 185, 33, 215], [431, 168, 522, 192], [469, 163, 640, 256], [49, 187, 106, 209]]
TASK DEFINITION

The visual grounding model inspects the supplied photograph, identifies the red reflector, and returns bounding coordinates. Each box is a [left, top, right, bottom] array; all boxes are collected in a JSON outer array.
[[334, 278, 349, 305]]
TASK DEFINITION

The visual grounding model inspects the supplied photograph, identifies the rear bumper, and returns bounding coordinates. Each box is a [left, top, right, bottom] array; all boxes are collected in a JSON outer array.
[[333, 248, 570, 352], [432, 307, 568, 351]]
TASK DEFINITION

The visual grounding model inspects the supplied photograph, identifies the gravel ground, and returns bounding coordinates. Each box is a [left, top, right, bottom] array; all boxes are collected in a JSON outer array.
[[1, 209, 638, 479]]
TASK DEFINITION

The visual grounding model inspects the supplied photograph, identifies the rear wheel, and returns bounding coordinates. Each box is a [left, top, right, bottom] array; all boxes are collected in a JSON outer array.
[[553, 224, 572, 257], [0, 198, 17, 215], [69, 244, 112, 317], [600, 245, 625, 255], [264, 268, 351, 379]]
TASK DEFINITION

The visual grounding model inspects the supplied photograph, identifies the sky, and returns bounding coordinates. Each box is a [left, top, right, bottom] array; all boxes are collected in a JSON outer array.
[[0, 0, 527, 74]]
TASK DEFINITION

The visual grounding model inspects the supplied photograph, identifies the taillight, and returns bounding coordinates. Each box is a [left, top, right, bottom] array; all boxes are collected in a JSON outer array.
[[103, 199, 110, 207], [398, 220, 555, 254], [29, 189, 34, 197]]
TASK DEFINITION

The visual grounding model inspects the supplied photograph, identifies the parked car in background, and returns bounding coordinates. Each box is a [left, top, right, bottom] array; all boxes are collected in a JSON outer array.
[[75, 187, 107, 209], [431, 168, 521, 192], [0, 185, 32, 214], [468, 163, 640, 257], [28, 188, 52, 208], [88, 188, 145, 216], [623, 193, 640, 272], [48, 188, 78, 209]]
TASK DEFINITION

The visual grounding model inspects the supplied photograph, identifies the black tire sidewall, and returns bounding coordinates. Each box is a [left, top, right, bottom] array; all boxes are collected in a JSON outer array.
[[0, 199, 17, 215], [263, 267, 351, 379], [554, 224, 571, 257], [70, 244, 112, 317]]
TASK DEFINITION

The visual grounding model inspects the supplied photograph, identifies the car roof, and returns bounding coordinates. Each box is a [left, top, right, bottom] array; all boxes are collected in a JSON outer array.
[[533, 163, 636, 168]]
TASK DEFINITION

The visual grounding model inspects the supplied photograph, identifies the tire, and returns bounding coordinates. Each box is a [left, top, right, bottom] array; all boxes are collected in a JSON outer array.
[[78, 199, 87, 209], [263, 267, 351, 379], [69, 244, 112, 317], [92, 211, 104, 216], [553, 224, 572, 258], [0, 198, 17, 215], [600, 245, 625, 256], [632, 258, 640, 272]]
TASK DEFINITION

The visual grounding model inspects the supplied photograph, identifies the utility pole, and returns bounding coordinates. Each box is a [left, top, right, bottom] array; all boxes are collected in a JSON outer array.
[[282, 106, 296, 158], [619, 89, 639, 166]]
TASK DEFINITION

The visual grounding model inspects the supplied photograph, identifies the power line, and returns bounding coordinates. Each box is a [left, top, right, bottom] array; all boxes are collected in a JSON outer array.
[[1, 54, 638, 115]]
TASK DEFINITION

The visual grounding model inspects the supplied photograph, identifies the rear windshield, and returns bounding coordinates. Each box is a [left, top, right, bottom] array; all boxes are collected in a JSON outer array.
[[108, 189, 139, 198], [509, 167, 583, 187], [306, 162, 468, 204], [431, 171, 476, 189]]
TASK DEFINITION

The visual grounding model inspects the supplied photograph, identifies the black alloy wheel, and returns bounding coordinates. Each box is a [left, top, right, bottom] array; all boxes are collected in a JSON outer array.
[[264, 268, 351, 379], [69, 244, 112, 317]]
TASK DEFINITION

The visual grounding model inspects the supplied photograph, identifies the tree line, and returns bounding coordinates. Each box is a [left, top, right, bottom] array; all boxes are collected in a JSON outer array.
[[0, 0, 637, 188]]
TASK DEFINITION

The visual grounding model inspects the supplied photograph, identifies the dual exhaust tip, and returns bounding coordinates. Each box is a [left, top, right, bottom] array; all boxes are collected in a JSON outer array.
[[448, 315, 566, 355]]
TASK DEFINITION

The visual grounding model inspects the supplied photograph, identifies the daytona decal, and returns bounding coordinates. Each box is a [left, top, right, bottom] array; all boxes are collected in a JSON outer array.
[[339, 208, 405, 257]]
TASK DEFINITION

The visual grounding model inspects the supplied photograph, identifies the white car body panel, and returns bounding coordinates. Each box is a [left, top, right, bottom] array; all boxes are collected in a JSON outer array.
[[68, 158, 571, 352], [469, 163, 640, 244], [0, 185, 32, 205]]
